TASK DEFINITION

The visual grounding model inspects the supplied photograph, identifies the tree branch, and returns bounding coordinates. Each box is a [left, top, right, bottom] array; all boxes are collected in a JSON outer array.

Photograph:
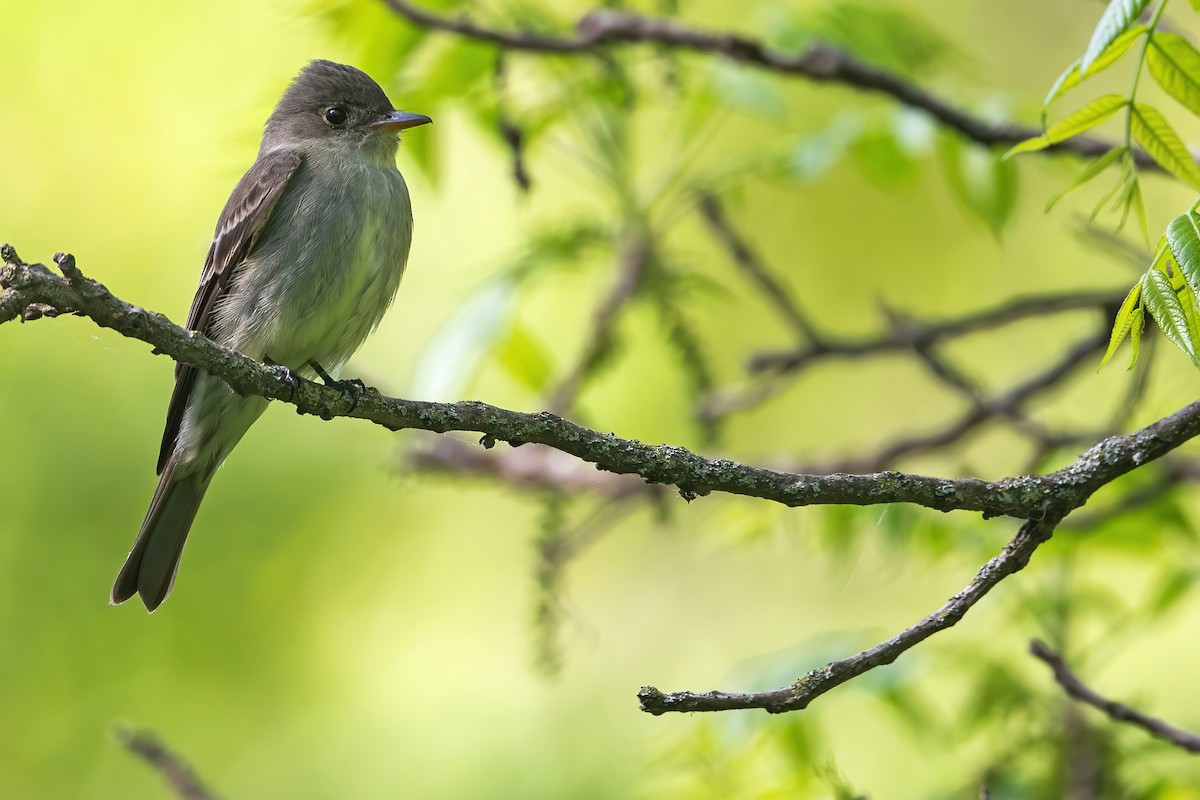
[[408, 436, 656, 500], [113, 726, 219, 800], [1030, 640, 1200, 754], [381, 1, 1149, 166], [545, 231, 651, 415], [5, 245, 1200, 520], [695, 190, 818, 341], [748, 292, 1124, 374], [638, 516, 1060, 714]]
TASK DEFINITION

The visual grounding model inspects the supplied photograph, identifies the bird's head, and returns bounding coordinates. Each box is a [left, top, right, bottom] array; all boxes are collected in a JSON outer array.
[[263, 60, 431, 162]]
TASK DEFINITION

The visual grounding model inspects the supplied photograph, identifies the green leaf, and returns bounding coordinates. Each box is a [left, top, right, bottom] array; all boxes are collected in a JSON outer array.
[[1004, 135, 1051, 157], [1043, 26, 1145, 111], [424, 38, 495, 95], [1100, 281, 1144, 368], [1007, 95, 1126, 158], [1166, 209, 1200, 290], [1180, 276, 1200, 354], [1081, 0, 1152, 75], [1141, 268, 1200, 365], [762, 3, 957, 78], [1147, 33, 1200, 117], [939, 134, 1018, 236], [1130, 103, 1200, 190], [399, 116, 440, 185], [850, 127, 919, 187], [492, 321, 554, 393], [711, 61, 786, 117], [1147, 565, 1200, 615], [789, 114, 862, 183], [1129, 305, 1144, 366], [1046, 94, 1128, 141], [1045, 146, 1125, 211], [1121, 176, 1150, 243], [409, 279, 516, 401]]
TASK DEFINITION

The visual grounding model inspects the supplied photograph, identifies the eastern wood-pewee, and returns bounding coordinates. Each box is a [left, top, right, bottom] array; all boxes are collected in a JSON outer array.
[[111, 60, 431, 611]]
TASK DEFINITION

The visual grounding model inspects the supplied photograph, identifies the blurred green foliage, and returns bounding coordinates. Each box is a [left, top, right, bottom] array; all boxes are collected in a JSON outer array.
[[7, 0, 1200, 798]]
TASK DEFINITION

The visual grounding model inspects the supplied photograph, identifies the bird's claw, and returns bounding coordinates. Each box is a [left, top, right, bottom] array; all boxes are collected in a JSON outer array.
[[266, 363, 301, 402], [329, 377, 367, 413]]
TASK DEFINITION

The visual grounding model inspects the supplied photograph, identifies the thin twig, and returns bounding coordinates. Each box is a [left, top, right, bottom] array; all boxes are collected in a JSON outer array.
[[407, 436, 655, 499], [1030, 640, 1200, 753], [113, 726, 219, 800], [695, 190, 818, 341], [638, 517, 1060, 713], [1063, 457, 1200, 530], [701, 290, 1123, 424], [5, 246, 1200, 520], [545, 232, 652, 414], [808, 331, 1109, 474], [749, 292, 1123, 374], [380, 2, 1150, 167]]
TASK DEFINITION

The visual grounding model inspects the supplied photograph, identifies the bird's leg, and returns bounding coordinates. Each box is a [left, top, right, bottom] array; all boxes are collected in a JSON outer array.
[[263, 356, 300, 402], [309, 360, 367, 413]]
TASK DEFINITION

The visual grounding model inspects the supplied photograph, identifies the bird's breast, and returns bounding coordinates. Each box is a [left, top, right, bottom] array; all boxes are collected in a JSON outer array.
[[224, 158, 414, 372]]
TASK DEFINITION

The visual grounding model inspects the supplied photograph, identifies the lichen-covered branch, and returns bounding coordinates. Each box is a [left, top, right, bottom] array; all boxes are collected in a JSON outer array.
[[10, 244, 1200, 716], [5, 245, 1200, 519], [1030, 640, 1200, 754], [639, 516, 1060, 713]]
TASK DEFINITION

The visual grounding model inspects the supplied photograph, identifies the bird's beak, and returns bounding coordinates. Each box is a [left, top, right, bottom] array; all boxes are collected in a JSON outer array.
[[369, 111, 432, 132]]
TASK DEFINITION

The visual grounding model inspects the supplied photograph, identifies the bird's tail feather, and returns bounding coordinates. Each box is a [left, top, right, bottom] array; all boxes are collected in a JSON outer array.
[[111, 464, 212, 611]]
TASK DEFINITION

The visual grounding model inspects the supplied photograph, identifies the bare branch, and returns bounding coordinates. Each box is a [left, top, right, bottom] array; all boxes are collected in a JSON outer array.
[[1062, 457, 1200, 530], [113, 726, 219, 800], [695, 190, 818, 341], [408, 436, 655, 500], [381, 2, 1148, 166], [5, 246, 1200, 521], [638, 516, 1060, 713], [749, 292, 1123, 374], [1030, 640, 1200, 754], [823, 331, 1108, 473], [545, 232, 652, 415]]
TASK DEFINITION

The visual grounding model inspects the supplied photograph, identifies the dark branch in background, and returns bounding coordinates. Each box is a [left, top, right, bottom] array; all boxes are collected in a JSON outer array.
[[381, 1, 1153, 167], [13, 245, 1155, 519], [1063, 456, 1200, 530], [696, 191, 818, 341], [1029, 640, 1200, 753], [545, 232, 651, 415], [748, 292, 1124, 375], [408, 436, 656, 500], [533, 499, 641, 675], [709, 289, 1125, 434], [640, 517, 1059, 713], [113, 726, 219, 800], [493, 55, 532, 192], [693, 186, 1126, 472], [10, 245, 1200, 715], [824, 331, 1110, 474]]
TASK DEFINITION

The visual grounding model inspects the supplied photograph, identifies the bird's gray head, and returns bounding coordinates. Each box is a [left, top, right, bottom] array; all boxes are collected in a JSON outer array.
[[262, 60, 431, 162]]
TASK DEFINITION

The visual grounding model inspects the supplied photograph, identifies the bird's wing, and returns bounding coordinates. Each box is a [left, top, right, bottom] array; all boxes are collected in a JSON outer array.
[[156, 150, 304, 474]]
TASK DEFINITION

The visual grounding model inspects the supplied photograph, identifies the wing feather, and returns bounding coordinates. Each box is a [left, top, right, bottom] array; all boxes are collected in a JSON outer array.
[[156, 150, 303, 474]]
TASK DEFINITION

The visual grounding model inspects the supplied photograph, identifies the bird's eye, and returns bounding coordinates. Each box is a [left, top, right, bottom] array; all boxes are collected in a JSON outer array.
[[324, 107, 348, 126]]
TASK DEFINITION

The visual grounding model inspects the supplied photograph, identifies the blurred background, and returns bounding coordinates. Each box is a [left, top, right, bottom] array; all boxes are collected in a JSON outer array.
[[5, 0, 1200, 797]]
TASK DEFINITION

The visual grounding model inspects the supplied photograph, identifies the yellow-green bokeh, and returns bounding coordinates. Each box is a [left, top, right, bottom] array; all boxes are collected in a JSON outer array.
[[6, 1, 1200, 797]]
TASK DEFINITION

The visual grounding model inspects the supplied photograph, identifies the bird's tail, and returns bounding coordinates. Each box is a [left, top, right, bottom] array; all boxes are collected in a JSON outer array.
[[111, 463, 213, 611]]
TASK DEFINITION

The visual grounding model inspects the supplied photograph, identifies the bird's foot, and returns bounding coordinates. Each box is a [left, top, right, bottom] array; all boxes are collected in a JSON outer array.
[[264, 358, 301, 402], [308, 360, 366, 412]]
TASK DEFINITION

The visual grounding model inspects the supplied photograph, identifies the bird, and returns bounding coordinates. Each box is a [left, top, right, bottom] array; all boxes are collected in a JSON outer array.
[[111, 60, 431, 611]]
